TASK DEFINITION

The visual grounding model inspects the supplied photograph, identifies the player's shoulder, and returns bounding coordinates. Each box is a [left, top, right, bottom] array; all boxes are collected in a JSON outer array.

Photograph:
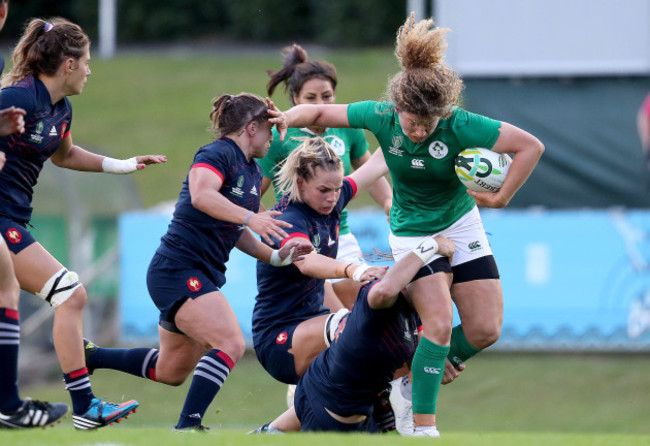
[[0, 77, 38, 111]]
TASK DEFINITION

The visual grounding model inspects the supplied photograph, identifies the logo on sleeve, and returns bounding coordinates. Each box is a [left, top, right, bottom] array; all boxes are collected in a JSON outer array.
[[187, 277, 202, 292], [428, 141, 449, 159], [5, 228, 22, 244]]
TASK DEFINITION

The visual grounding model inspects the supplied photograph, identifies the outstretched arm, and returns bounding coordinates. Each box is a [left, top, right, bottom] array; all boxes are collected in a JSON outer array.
[[348, 148, 390, 198], [50, 134, 166, 173], [268, 101, 351, 141]]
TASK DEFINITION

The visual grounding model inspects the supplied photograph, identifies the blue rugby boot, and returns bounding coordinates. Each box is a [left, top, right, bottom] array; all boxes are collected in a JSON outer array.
[[72, 397, 138, 430]]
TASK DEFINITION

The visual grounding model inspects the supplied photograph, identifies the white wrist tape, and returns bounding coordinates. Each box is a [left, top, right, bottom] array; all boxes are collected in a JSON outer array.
[[352, 263, 370, 282], [413, 237, 439, 264], [270, 247, 295, 266], [102, 156, 138, 174]]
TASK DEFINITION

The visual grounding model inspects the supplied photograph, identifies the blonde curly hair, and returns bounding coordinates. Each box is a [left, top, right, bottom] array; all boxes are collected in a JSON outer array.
[[386, 12, 463, 119]]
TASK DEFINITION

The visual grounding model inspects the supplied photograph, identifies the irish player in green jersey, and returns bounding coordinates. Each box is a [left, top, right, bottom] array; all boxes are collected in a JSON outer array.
[[270, 14, 544, 437], [260, 44, 392, 311]]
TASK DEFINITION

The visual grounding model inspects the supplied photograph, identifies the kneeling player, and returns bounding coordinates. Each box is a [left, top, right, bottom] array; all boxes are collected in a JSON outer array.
[[252, 233, 454, 436]]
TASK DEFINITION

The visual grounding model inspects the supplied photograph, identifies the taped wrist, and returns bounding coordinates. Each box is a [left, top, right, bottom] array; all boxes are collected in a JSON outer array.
[[352, 263, 370, 282], [102, 156, 138, 174], [270, 247, 295, 266], [413, 236, 439, 264]]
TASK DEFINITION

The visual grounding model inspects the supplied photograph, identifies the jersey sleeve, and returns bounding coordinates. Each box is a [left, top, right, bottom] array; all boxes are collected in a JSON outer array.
[[453, 108, 502, 150], [0, 87, 35, 115], [336, 177, 357, 212], [191, 144, 232, 182], [348, 128, 370, 161], [257, 127, 282, 179], [347, 101, 393, 137], [277, 207, 311, 249]]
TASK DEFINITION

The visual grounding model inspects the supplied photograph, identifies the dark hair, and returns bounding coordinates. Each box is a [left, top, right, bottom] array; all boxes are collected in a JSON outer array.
[[2, 17, 89, 87], [266, 44, 338, 106], [209, 93, 269, 137]]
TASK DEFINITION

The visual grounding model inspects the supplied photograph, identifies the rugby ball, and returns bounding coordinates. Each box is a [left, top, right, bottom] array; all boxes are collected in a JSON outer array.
[[455, 148, 511, 193]]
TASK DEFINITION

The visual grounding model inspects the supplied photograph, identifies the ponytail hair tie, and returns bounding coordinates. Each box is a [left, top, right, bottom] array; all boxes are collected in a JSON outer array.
[[43, 22, 54, 32]]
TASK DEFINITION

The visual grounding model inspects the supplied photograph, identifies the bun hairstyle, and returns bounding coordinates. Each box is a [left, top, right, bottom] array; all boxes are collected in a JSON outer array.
[[387, 12, 463, 119], [210, 93, 269, 137], [2, 17, 89, 87], [266, 43, 338, 106]]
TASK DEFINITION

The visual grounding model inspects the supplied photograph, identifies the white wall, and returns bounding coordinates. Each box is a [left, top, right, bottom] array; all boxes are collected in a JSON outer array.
[[433, 0, 650, 76]]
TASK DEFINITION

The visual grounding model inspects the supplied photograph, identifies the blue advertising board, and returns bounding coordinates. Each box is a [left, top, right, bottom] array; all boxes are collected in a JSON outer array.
[[119, 208, 650, 350]]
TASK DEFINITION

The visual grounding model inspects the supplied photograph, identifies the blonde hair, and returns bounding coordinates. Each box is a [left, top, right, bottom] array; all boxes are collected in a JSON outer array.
[[386, 12, 463, 119], [275, 136, 343, 203], [2, 17, 89, 87]]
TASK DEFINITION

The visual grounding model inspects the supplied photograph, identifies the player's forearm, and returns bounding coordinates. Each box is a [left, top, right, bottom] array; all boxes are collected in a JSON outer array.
[[53, 145, 104, 171]]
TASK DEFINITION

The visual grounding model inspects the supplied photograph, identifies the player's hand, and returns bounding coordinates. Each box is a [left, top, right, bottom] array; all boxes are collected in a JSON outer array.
[[266, 98, 288, 141], [358, 265, 388, 282], [0, 151, 6, 171], [433, 235, 455, 262], [442, 357, 464, 385], [467, 189, 509, 208], [248, 210, 292, 245], [0, 107, 26, 137], [279, 238, 313, 263], [134, 155, 167, 170]]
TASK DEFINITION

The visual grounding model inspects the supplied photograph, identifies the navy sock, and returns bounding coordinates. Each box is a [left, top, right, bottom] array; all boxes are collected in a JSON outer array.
[[63, 367, 95, 415], [175, 349, 234, 429], [0, 308, 21, 412], [88, 346, 159, 381]]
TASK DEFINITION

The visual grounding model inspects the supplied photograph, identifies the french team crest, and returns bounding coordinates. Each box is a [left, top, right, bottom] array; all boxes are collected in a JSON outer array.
[[5, 228, 22, 244], [187, 277, 202, 292]]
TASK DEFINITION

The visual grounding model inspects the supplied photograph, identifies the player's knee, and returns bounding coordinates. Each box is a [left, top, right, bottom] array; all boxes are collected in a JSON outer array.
[[36, 268, 84, 308], [467, 323, 501, 349], [217, 337, 245, 363], [421, 316, 452, 343]]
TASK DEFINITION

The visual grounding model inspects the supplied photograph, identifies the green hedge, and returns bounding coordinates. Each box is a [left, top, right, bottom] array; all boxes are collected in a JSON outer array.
[[3, 1, 406, 46]]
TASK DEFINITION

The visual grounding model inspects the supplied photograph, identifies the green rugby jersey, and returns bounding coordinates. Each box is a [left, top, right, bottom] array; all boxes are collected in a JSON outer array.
[[258, 126, 368, 235], [348, 101, 501, 235]]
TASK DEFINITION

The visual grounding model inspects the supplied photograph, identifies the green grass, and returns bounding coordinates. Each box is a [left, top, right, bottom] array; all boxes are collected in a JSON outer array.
[[66, 48, 397, 209], [17, 351, 650, 440]]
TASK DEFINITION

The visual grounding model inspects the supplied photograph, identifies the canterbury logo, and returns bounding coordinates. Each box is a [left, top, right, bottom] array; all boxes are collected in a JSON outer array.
[[423, 366, 441, 375], [411, 159, 425, 168], [468, 241, 482, 251]]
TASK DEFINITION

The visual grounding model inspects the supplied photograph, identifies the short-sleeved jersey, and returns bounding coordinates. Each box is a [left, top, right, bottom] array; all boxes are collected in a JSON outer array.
[[252, 178, 357, 343], [0, 76, 73, 222], [348, 101, 501, 235], [257, 126, 368, 235], [156, 137, 262, 285], [299, 281, 420, 417]]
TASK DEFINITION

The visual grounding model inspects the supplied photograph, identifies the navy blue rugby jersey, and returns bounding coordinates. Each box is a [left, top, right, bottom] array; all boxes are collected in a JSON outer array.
[[156, 137, 262, 283], [0, 75, 73, 222], [300, 281, 420, 417], [252, 177, 358, 340]]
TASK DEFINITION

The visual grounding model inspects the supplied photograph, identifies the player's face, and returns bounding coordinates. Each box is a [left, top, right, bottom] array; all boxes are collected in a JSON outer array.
[[251, 119, 274, 158], [293, 78, 336, 105], [397, 110, 439, 143], [298, 166, 343, 215], [64, 44, 91, 97]]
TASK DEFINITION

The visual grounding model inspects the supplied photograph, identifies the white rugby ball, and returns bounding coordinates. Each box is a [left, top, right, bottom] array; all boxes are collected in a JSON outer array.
[[455, 148, 511, 193]]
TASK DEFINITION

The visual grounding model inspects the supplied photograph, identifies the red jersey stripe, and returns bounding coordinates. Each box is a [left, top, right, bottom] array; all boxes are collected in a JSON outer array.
[[192, 163, 224, 181]]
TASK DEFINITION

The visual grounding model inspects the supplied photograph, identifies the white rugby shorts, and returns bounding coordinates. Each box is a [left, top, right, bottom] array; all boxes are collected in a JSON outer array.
[[389, 206, 492, 267], [329, 232, 364, 284]]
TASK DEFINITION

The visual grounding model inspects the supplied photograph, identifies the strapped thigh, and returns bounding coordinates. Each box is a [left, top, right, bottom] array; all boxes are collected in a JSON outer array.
[[35, 267, 81, 308]]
